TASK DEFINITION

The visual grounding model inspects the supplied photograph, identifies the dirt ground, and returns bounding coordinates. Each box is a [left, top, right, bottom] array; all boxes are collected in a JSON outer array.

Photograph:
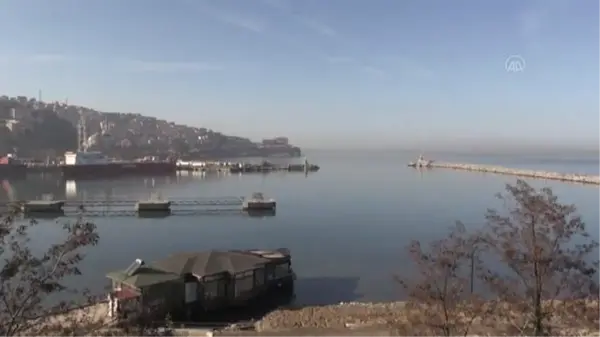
[[218, 326, 395, 336], [32, 299, 599, 336], [210, 302, 403, 336], [237, 302, 600, 337], [254, 302, 407, 332]]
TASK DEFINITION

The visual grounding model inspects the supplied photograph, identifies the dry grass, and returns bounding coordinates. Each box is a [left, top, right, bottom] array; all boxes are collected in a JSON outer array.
[[247, 300, 599, 336]]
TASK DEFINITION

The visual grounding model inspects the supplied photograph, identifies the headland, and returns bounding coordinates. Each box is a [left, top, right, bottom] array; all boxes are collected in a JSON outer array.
[[0, 95, 302, 161]]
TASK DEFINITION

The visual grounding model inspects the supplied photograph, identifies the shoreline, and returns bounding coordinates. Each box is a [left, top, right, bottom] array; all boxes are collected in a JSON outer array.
[[254, 301, 406, 330], [41, 300, 405, 335], [426, 162, 600, 185], [39, 299, 599, 336]]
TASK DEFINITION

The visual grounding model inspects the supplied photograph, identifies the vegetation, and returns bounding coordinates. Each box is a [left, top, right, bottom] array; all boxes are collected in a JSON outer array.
[[0, 211, 173, 336], [0, 112, 78, 158], [0, 96, 302, 159], [398, 179, 599, 336]]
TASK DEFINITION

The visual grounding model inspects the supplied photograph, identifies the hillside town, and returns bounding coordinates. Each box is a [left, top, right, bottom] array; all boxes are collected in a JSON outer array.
[[0, 95, 301, 161]]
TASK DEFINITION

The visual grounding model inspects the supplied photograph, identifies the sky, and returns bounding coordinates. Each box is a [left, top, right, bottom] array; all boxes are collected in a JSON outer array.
[[0, 0, 598, 151]]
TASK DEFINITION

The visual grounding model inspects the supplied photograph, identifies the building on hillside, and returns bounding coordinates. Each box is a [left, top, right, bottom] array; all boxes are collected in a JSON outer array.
[[262, 137, 289, 146]]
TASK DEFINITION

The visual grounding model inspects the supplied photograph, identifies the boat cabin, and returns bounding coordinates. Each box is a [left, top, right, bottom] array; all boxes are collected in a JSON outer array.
[[105, 249, 294, 321]]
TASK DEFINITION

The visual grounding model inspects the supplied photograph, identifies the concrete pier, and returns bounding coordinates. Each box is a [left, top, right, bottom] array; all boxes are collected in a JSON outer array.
[[22, 200, 66, 213], [7, 196, 276, 218], [427, 162, 600, 185]]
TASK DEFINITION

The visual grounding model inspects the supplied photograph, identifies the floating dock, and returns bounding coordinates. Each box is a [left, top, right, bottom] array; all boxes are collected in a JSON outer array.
[[242, 192, 277, 211], [21, 200, 66, 213], [135, 200, 171, 212], [8, 195, 278, 218], [413, 161, 600, 185]]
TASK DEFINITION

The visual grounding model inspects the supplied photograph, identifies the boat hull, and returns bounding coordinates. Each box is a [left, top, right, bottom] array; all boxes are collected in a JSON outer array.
[[242, 200, 277, 211], [60, 162, 177, 179]]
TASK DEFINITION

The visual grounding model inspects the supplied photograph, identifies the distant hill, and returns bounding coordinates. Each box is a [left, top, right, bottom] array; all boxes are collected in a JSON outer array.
[[0, 95, 301, 160]]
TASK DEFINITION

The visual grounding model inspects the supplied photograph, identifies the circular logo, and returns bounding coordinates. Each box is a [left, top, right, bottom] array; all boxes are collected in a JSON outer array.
[[505, 55, 526, 73]]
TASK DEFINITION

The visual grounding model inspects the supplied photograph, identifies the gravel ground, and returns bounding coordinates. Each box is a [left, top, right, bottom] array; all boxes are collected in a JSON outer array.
[[33, 300, 599, 336], [250, 302, 600, 337], [218, 327, 395, 336], [255, 301, 407, 331]]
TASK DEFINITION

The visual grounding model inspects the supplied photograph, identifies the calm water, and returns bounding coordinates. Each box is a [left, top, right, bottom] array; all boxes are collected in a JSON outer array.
[[4, 151, 599, 305]]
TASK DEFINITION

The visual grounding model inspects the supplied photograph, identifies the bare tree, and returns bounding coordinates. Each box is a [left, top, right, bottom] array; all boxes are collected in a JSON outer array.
[[0, 209, 177, 336], [481, 179, 599, 336], [396, 222, 490, 336], [0, 210, 102, 335]]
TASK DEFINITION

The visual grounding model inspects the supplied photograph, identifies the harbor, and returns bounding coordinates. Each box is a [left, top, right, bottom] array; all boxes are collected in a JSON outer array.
[[0, 114, 320, 180], [1, 158, 321, 178], [176, 158, 320, 174], [1, 153, 598, 333], [6, 193, 277, 218], [408, 155, 600, 185]]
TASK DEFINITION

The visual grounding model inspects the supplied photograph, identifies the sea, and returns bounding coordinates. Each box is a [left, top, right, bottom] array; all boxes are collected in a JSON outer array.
[[3, 150, 599, 306]]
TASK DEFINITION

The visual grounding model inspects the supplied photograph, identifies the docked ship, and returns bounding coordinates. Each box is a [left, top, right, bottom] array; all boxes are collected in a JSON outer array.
[[0, 154, 27, 179], [59, 109, 177, 179], [60, 151, 177, 179]]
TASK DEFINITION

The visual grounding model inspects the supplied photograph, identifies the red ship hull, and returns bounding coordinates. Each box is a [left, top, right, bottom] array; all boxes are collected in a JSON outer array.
[[60, 162, 177, 179]]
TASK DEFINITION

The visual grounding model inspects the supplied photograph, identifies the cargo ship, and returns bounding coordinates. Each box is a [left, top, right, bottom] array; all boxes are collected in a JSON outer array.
[[0, 154, 27, 179], [60, 151, 177, 179]]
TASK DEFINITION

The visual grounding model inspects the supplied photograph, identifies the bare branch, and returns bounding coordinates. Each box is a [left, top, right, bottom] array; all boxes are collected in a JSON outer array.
[[480, 179, 599, 336], [396, 222, 491, 336], [0, 210, 174, 336]]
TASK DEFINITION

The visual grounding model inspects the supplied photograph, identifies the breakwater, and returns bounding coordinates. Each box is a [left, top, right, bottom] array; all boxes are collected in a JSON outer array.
[[428, 162, 600, 185]]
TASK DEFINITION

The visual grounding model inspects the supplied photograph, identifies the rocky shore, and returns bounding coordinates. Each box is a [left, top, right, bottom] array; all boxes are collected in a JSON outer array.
[[430, 162, 600, 185], [255, 302, 600, 337], [254, 302, 406, 333], [46, 302, 600, 337]]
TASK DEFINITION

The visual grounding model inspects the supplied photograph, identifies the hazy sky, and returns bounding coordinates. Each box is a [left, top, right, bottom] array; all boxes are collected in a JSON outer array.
[[0, 0, 598, 150]]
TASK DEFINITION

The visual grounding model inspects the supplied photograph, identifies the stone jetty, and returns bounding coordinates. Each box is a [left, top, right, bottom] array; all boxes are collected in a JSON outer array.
[[429, 162, 600, 185]]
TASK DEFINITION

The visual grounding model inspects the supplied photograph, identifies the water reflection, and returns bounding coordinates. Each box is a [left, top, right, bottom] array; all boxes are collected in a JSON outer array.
[[295, 277, 361, 305], [0, 168, 318, 203], [0, 172, 266, 203], [65, 180, 77, 198], [246, 209, 276, 218], [0, 175, 183, 202], [175, 170, 233, 181], [1, 180, 16, 201]]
